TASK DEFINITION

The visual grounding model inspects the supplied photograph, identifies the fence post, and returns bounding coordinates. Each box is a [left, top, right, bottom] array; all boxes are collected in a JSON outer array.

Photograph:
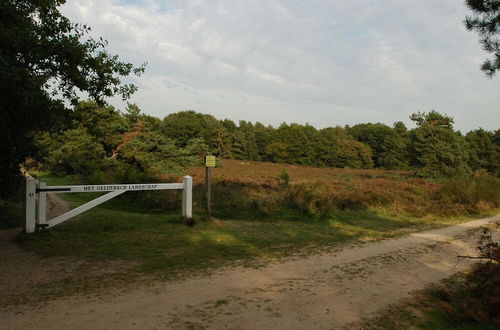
[[38, 181, 47, 226], [182, 175, 193, 221], [25, 176, 36, 233]]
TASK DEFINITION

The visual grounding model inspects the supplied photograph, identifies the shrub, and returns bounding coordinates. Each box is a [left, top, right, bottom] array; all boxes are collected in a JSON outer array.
[[438, 172, 500, 212], [276, 170, 290, 188], [284, 182, 335, 216]]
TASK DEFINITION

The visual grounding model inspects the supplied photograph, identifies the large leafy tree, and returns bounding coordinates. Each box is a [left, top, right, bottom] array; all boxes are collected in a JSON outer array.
[[465, 0, 500, 77], [270, 123, 319, 165], [0, 0, 145, 199], [316, 127, 373, 169], [161, 111, 231, 156], [348, 123, 408, 169]]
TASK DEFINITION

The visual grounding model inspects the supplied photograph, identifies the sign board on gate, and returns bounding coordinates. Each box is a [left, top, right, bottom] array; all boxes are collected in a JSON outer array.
[[205, 155, 216, 167], [24, 176, 193, 233]]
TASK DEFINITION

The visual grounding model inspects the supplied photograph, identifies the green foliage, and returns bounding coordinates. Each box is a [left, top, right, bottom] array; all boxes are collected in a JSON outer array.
[[393, 121, 408, 138], [439, 173, 500, 210], [161, 111, 231, 157], [349, 123, 408, 169], [466, 129, 500, 176], [277, 170, 290, 188], [118, 130, 194, 177], [34, 105, 500, 218], [465, 0, 500, 77], [42, 128, 106, 179], [410, 110, 455, 129], [185, 137, 210, 160], [265, 142, 290, 163], [40, 102, 200, 186], [408, 112, 471, 178], [316, 127, 373, 169], [0, 0, 144, 200], [231, 124, 262, 161], [271, 123, 319, 165], [72, 101, 125, 156], [336, 139, 374, 169]]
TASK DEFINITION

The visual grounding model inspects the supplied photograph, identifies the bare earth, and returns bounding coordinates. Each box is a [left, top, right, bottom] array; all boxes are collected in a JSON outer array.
[[1, 205, 498, 329], [0, 194, 134, 308]]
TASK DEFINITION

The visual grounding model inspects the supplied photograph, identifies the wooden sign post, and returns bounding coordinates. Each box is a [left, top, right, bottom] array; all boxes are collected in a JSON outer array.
[[205, 155, 216, 217]]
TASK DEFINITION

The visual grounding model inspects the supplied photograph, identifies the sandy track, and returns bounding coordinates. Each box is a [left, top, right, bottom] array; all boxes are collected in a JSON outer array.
[[0, 195, 133, 307], [1, 215, 499, 330], [0, 194, 72, 299]]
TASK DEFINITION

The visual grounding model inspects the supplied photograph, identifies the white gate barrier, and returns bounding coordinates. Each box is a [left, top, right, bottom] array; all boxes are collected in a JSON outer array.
[[24, 176, 193, 233]]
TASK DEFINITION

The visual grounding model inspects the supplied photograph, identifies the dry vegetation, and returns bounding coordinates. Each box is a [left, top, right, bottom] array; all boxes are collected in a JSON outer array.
[[184, 159, 498, 219]]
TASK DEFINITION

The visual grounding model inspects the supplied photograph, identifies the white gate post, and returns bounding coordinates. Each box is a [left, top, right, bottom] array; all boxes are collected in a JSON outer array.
[[38, 181, 47, 226], [182, 176, 193, 220], [25, 176, 36, 233]]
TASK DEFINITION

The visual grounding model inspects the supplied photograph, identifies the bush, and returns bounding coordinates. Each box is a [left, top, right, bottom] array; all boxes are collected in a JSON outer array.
[[284, 182, 335, 216], [276, 170, 290, 188], [438, 172, 500, 212]]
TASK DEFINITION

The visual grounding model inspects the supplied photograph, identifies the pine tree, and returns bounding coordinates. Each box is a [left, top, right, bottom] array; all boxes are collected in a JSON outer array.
[[465, 0, 500, 77]]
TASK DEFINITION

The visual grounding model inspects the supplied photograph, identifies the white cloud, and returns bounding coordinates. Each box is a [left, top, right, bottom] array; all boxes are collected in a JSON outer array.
[[61, 0, 500, 131]]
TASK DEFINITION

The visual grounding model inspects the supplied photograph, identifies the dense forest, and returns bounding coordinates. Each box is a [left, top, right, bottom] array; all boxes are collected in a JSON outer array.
[[34, 101, 499, 185]]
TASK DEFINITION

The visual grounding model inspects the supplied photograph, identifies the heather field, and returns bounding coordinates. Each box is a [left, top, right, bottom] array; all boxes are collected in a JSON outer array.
[[185, 159, 498, 219], [187, 159, 410, 185]]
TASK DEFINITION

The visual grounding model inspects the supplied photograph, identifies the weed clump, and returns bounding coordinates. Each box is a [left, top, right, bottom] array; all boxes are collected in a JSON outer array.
[[283, 182, 334, 216], [276, 170, 290, 188]]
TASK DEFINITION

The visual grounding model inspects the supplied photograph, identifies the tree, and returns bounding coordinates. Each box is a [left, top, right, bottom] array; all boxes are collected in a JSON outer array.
[[233, 121, 260, 161], [42, 128, 106, 180], [408, 111, 470, 178], [466, 128, 500, 176], [72, 101, 125, 156], [118, 130, 195, 178], [349, 123, 408, 169], [409, 110, 454, 129], [0, 0, 145, 199], [270, 123, 319, 165], [161, 111, 229, 154], [465, 0, 500, 77], [316, 127, 373, 169], [393, 121, 408, 138]]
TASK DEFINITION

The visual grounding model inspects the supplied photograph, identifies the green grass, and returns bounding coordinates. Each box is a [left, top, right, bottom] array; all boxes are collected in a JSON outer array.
[[18, 207, 413, 275]]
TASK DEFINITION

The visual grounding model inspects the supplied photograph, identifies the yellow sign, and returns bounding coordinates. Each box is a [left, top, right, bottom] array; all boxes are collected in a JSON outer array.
[[205, 155, 216, 167]]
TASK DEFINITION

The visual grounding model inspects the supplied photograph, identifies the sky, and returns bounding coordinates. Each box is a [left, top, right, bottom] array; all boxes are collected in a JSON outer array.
[[61, 0, 499, 132]]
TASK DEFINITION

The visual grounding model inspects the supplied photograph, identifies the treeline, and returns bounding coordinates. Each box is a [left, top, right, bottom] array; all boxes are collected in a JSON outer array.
[[36, 101, 499, 182]]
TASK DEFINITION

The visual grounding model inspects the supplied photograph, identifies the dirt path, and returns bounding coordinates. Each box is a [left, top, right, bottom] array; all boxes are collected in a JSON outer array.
[[46, 193, 71, 219], [0, 194, 72, 299], [1, 215, 499, 329], [0, 195, 132, 307]]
